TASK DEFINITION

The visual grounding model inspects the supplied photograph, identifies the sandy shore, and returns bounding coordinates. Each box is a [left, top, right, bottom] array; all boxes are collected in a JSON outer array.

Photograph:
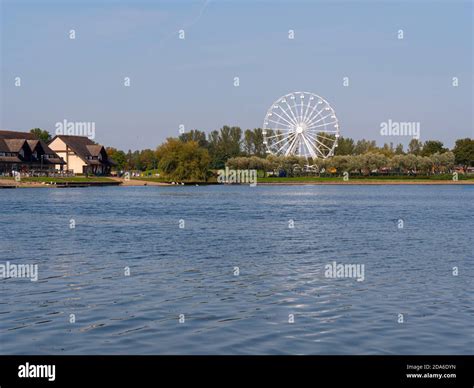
[[109, 178, 171, 186], [0, 177, 171, 188], [0, 179, 41, 188]]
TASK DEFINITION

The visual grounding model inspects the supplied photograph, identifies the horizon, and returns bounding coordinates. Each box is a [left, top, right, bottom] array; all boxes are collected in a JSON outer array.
[[1, 0, 473, 151]]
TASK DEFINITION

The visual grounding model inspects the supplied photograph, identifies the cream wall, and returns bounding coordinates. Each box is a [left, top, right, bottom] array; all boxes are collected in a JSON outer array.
[[49, 137, 87, 174]]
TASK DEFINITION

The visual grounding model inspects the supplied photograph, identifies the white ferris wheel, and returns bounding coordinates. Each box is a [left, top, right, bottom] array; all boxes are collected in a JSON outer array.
[[263, 91, 340, 159]]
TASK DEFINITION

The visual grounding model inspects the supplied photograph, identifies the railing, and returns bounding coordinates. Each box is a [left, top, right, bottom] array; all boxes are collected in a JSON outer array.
[[1, 170, 75, 178]]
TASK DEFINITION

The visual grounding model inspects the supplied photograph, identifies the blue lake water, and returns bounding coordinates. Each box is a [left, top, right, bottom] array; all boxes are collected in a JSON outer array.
[[0, 185, 472, 354]]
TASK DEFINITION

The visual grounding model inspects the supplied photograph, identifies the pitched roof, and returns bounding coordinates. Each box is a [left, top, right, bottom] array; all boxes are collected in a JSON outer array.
[[86, 144, 104, 157], [0, 130, 37, 140], [0, 139, 10, 153], [4, 139, 27, 153], [50, 135, 110, 165], [26, 140, 39, 149], [50, 135, 96, 157], [0, 131, 65, 164], [27, 139, 58, 156]]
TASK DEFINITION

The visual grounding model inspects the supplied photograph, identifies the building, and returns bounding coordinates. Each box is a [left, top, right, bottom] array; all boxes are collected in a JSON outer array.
[[0, 130, 65, 175], [48, 135, 115, 175]]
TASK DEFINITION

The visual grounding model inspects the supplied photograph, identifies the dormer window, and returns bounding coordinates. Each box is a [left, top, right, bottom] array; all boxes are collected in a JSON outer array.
[[19, 149, 24, 157]]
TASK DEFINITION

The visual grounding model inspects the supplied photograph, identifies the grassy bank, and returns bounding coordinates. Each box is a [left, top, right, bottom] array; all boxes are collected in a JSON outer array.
[[258, 174, 474, 183]]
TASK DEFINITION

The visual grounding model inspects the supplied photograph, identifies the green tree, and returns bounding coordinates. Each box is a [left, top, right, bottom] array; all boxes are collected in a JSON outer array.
[[421, 140, 447, 156], [156, 138, 210, 181], [207, 126, 242, 168], [179, 130, 208, 148], [139, 149, 158, 171], [379, 143, 395, 157], [408, 138, 422, 155], [335, 137, 355, 155], [402, 154, 418, 172], [438, 151, 455, 173], [252, 128, 266, 158], [416, 155, 433, 175], [354, 139, 376, 155], [389, 155, 404, 174], [106, 147, 126, 171], [30, 128, 51, 142], [243, 130, 254, 155], [395, 143, 404, 155], [452, 138, 474, 170]]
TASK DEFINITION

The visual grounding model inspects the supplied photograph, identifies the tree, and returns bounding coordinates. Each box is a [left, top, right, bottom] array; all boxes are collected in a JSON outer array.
[[379, 143, 394, 157], [243, 130, 254, 155], [452, 138, 474, 171], [395, 143, 404, 155], [106, 147, 126, 171], [438, 151, 455, 173], [30, 128, 51, 142], [416, 156, 433, 175], [207, 130, 221, 168], [402, 154, 418, 172], [335, 137, 355, 156], [252, 128, 266, 158], [421, 140, 447, 156], [389, 154, 405, 174], [354, 139, 376, 155], [156, 138, 210, 181], [408, 139, 422, 155], [179, 130, 208, 148], [207, 126, 242, 169], [139, 149, 158, 171], [360, 152, 388, 174]]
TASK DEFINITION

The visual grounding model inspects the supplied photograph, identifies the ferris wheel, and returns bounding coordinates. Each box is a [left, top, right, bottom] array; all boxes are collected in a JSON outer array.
[[263, 91, 340, 159]]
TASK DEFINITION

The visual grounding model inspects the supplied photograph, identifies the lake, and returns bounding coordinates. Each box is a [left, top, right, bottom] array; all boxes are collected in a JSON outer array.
[[0, 185, 472, 354]]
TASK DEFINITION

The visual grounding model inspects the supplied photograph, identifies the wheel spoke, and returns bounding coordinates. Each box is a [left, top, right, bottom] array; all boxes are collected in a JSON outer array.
[[301, 134, 319, 158], [284, 98, 300, 125], [305, 111, 334, 128], [305, 132, 332, 151], [271, 132, 296, 147], [264, 92, 339, 158], [306, 120, 338, 131], [266, 119, 293, 129], [274, 109, 298, 128], [265, 130, 293, 139]]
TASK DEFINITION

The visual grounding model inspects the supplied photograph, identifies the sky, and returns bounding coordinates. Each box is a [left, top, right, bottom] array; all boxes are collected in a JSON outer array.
[[1, 0, 472, 151]]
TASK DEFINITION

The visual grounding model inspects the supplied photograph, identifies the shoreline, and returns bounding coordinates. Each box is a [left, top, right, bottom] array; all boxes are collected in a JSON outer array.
[[256, 180, 474, 185], [1, 178, 473, 188]]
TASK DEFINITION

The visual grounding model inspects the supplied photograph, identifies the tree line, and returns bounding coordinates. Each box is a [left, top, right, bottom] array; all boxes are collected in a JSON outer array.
[[104, 126, 473, 180], [27, 127, 473, 180]]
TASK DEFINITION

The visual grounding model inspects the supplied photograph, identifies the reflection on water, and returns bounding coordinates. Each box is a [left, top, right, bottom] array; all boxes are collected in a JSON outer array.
[[0, 185, 472, 354]]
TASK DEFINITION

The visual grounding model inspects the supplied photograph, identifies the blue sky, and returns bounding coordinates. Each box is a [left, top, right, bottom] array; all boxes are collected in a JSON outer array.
[[1, 0, 472, 150]]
